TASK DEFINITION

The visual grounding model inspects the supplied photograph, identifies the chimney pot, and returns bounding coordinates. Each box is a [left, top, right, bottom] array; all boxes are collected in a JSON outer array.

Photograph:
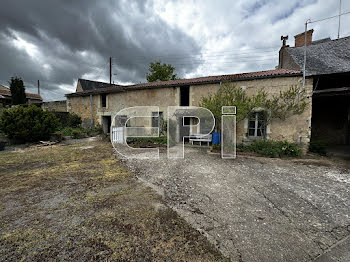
[[294, 29, 314, 47]]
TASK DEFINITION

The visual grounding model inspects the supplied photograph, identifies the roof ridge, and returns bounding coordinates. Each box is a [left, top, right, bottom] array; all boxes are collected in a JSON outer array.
[[67, 68, 301, 97], [78, 78, 122, 86], [126, 68, 301, 87]]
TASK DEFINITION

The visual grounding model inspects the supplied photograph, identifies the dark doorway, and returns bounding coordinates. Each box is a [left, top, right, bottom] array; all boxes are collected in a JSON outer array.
[[102, 116, 111, 134], [180, 86, 190, 106], [312, 91, 350, 145]]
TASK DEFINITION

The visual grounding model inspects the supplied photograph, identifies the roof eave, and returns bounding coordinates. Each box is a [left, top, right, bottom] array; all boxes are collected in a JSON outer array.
[[65, 73, 302, 98]]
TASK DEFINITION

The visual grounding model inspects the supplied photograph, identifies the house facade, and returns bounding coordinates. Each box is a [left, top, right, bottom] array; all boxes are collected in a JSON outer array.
[[66, 69, 313, 148]]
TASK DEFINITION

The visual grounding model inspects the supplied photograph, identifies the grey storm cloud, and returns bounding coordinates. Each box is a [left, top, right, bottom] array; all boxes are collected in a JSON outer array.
[[0, 0, 201, 100]]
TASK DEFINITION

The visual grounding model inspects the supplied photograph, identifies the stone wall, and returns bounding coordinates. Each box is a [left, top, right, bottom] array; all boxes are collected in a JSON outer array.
[[67, 87, 178, 128], [67, 75, 313, 149], [190, 76, 313, 148], [42, 100, 67, 112]]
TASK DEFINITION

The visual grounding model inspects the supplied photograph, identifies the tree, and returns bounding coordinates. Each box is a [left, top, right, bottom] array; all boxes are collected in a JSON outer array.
[[146, 61, 177, 82], [199, 83, 308, 136], [9, 77, 26, 105]]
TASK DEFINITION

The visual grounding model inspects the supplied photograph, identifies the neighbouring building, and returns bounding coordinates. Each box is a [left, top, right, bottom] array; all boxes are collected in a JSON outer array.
[[0, 84, 43, 106], [278, 30, 350, 146], [66, 29, 350, 150]]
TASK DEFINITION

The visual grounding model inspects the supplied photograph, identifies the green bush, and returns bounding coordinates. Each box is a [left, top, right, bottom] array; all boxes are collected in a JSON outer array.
[[247, 140, 301, 157], [56, 127, 85, 138], [0, 105, 60, 142], [127, 136, 167, 145], [71, 129, 85, 139], [86, 125, 103, 136], [67, 113, 82, 128], [211, 141, 301, 157], [56, 125, 102, 139], [309, 139, 327, 156]]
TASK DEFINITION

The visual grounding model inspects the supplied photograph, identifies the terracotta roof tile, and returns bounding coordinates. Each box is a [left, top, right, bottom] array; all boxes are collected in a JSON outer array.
[[0, 88, 42, 100], [66, 69, 301, 97]]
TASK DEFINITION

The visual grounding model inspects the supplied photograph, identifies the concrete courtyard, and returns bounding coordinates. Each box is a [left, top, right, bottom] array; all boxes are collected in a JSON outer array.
[[123, 147, 350, 262]]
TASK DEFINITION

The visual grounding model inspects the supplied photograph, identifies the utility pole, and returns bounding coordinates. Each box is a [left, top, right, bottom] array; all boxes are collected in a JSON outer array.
[[37, 80, 40, 95], [109, 57, 112, 85], [338, 0, 342, 39], [302, 20, 309, 90]]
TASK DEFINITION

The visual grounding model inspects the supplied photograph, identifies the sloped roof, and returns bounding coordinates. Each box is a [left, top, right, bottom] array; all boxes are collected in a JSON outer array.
[[78, 79, 122, 91], [286, 36, 350, 76], [67, 69, 301, 97], [0, 87, 42, 100]]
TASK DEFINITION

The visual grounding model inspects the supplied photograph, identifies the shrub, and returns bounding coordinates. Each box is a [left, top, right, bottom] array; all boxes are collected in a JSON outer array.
[[247, 140, 301, 157], [67, 113, 82, 128], [309, 139, 327, 156], [56, 127, 85, 138], [71, 129, 85, 139], [86, 125, 103, 136], [56, 125, 102, 139], [126, 136, 167, 145], [0, 105, 60, 142]]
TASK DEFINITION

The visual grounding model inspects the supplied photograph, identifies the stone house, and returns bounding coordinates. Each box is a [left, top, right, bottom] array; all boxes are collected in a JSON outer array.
[[66, 29, 350, 149], [66, 69, 312, 148]]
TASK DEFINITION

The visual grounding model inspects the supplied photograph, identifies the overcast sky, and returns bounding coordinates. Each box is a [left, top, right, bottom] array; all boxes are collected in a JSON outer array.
[[0, 0, 349, 101]]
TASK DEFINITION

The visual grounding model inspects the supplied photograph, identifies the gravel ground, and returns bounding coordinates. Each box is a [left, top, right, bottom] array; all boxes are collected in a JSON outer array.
[[121, 146, 350, 262]]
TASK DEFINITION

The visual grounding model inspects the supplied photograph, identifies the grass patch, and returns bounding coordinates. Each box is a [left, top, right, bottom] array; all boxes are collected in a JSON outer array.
[[0, 139, 226, 261]]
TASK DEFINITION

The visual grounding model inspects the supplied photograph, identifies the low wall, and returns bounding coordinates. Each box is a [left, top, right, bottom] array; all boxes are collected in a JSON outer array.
[[42, 100, 67, 112]]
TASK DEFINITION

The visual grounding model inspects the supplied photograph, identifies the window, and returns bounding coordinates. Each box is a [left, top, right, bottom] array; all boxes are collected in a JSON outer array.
[[180, 86, 190, 106], [248, 112, 266, 137], [101, 94, 107, 108], [152, 112, 164, 128]]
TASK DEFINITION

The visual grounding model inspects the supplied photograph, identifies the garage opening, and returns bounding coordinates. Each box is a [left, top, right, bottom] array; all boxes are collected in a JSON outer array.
[[102, 115, 111, 134], [311, 73, 350, 157]]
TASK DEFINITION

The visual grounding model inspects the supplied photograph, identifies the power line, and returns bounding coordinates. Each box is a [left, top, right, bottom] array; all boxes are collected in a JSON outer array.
[[125, 57, 277, 65], [308, 9, 350, 24], [114, 49, 279, 61]]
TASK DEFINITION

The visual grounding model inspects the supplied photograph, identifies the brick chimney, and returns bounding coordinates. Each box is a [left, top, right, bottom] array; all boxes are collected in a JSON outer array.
[[294, 29, 314, 47]]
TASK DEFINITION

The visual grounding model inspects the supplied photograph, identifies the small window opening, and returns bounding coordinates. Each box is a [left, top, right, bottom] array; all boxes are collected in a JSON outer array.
[[101, 94, 107, 108], [248, 112, 266, 137]]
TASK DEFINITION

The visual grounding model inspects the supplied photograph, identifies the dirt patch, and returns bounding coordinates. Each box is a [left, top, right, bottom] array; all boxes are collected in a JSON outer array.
[[0, 140, 227, 261]]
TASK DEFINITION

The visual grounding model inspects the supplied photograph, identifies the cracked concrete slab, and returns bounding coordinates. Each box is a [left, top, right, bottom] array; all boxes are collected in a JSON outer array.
[[314, 235, 350, 262], [121, 146, 350, 262]]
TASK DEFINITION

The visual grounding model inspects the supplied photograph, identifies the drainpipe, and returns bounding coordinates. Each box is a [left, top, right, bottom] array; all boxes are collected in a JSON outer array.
[[90, 94, 94, 127]]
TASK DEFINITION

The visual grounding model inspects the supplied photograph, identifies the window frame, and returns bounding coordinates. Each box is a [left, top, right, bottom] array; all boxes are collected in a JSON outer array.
[[248, 112, 266, 138]]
